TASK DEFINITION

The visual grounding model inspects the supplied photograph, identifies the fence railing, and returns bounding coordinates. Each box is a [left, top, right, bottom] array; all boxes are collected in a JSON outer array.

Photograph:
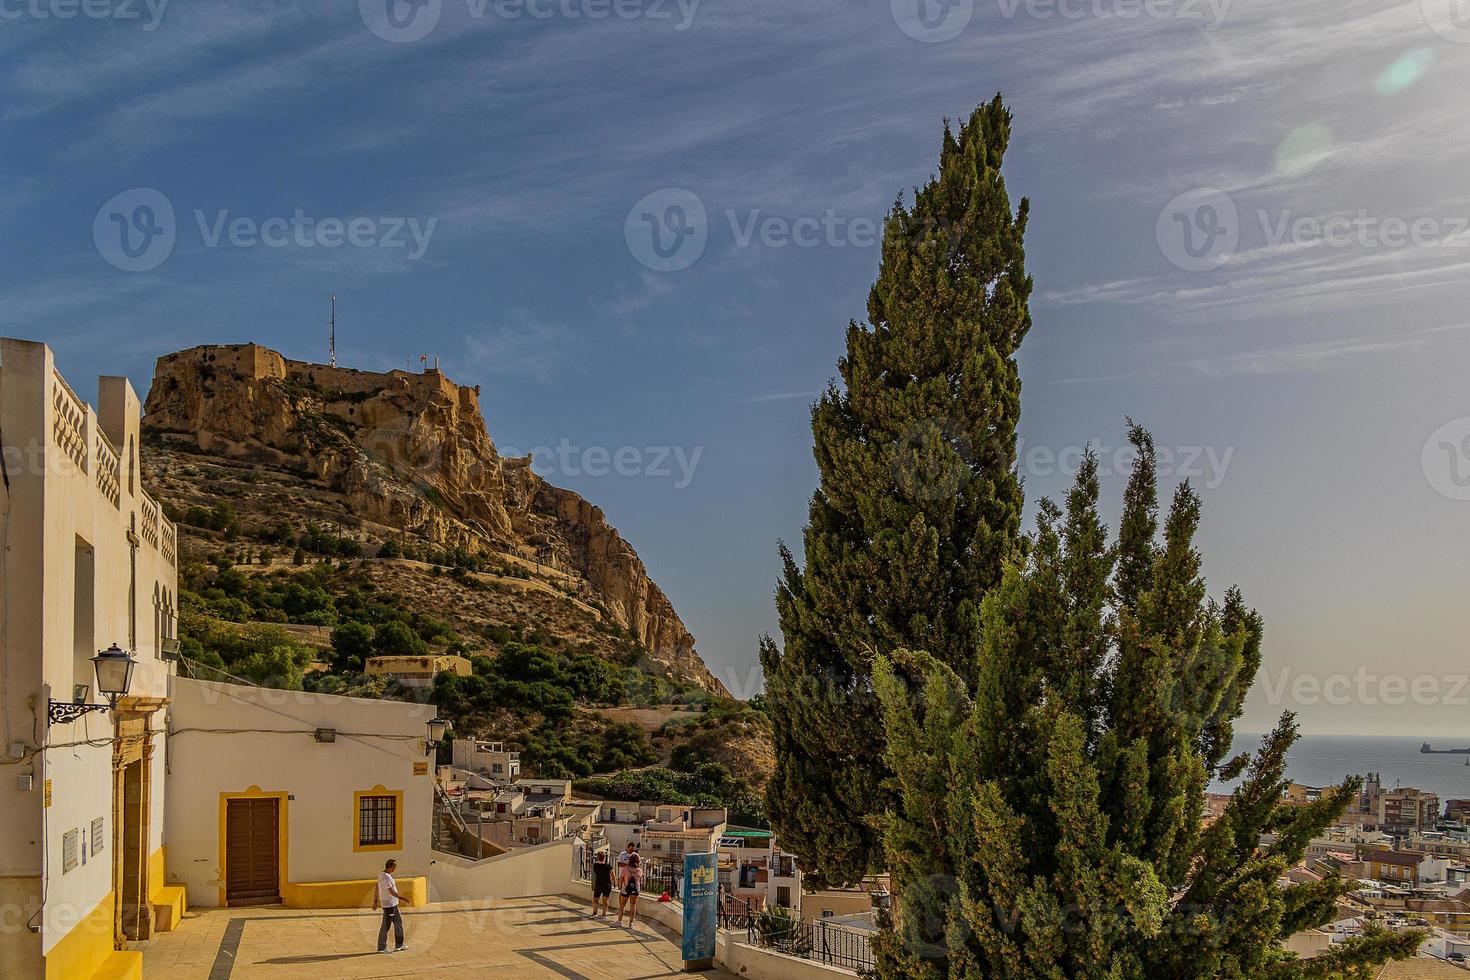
[[645, 864, 682, 901], [720, 894, 758, 930], [747, 915, 876, 974], [432, 781, 472, 853]]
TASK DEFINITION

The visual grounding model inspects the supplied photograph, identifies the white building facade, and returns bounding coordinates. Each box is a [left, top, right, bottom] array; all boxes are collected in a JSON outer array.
[[0, 339, 180, 980], [165, 677, 434, 909], [717, 828, 801, 912]]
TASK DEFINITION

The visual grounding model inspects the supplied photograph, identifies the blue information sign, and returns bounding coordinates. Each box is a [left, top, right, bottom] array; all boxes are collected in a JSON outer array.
[[681, 851, 719, 964]]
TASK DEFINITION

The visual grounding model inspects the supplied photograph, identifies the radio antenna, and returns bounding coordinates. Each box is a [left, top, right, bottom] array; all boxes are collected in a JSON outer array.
[[329, 293, 337, 367]]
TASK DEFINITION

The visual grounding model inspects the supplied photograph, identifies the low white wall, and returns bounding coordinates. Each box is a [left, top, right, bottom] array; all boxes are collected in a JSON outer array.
[[723, 941, 864, 980], [429, 839, 580, 902], [565, 876, 688, 934], [561, 875, 858, 979]]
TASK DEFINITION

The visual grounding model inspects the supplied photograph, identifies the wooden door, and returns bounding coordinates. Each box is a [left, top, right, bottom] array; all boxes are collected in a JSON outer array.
[[225, 798, 280, 906]]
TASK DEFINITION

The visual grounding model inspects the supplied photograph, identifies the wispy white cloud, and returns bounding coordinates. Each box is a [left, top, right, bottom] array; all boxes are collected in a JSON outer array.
[[744, 390, 818, 404], [460, 310, 582, 383], [1047, 321, 1470, 385], [5, 2, 298, 121], [1183, 335, 1421, 378]]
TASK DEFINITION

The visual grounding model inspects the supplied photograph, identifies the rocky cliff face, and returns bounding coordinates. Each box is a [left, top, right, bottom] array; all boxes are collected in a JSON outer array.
[[142, 343, 724, 695]]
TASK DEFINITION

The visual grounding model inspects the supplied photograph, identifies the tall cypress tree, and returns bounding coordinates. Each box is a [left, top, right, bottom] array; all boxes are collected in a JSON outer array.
[[872, 442, 1423, 978], [761, 96, 1032, 887]]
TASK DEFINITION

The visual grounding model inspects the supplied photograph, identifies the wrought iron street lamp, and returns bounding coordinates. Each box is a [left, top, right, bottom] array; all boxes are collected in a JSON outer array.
[[48, 643, 137, 724], [426, 714, 448, 755]]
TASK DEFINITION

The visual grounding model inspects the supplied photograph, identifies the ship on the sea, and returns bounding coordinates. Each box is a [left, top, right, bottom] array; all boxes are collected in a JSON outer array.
[[1419, 742, 1470, 754]]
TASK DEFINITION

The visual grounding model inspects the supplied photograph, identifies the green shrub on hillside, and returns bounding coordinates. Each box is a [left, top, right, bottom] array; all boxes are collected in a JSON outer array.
[[330, 621, 375, 671], [174, 559, 709, 790], [176, 610, 315, 688], [373, 620, 428, 657]]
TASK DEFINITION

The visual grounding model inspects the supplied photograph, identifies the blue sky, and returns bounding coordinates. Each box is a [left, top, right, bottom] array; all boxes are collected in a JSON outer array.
[[6, 0, 1470, 735]]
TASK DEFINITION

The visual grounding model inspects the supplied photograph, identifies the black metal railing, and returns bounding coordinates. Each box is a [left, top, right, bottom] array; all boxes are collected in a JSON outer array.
[[747, 915, 876, 974], [645, 864, 683, 901], [719, 894, 758, 930]]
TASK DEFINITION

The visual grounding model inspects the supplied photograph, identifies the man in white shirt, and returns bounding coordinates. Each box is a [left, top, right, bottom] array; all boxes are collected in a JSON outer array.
[[372, 858, 407, 953]]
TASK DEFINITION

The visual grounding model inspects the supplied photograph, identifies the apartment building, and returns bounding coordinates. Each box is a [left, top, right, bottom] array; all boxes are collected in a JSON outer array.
[[1360, 774, 1442, 832], [1367, 849, 1426, 884], [518, 778, 574, 799], [449, 774, 601, 854], [594, 799, 646, 853], [449, 738, 521, 784], [1382, 788, 1442, 832], [589, 800, 727, 867], [641, 804, 727, 866], [1405, 833, 1470, 865], [716, 827, 801, 912], [1284, 782, 1326, 805]]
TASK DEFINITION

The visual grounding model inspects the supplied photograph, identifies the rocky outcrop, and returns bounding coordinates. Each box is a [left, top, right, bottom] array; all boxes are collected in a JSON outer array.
[[529, 479, 710, 688], [143, 343, 725, 695]]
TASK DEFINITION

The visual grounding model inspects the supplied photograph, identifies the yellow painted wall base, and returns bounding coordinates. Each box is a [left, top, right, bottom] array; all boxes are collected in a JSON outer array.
[[281, 876, 428, 909], [91, 950, 143, 980], [44, 890, 115, 980], [148, 846, 166, 903], [152, 885, 188, 932], [149, 845, 188, 931]]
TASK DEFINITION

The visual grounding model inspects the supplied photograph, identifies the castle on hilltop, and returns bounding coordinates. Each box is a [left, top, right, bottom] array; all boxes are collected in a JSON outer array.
[[152, 342, 479, 404]]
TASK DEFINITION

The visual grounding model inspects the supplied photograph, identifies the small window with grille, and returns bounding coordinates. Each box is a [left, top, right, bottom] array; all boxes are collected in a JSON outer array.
[[358, 795, 398, 847]]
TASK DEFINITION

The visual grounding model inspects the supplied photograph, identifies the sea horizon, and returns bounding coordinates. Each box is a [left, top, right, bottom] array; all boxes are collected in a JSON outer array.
[[1216, 733, 1470, 805]]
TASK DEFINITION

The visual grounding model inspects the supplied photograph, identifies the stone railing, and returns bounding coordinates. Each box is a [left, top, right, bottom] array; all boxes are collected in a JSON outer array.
[[94, 431, 121, 509], [51, 370, 88, 472], [44, 368, 178, 567], [141, 493, 161, 548], [161, 518, 177, 566]]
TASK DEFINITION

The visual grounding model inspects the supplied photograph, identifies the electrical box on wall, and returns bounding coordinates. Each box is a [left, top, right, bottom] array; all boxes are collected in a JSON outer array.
[[16, 774, 34, 791]]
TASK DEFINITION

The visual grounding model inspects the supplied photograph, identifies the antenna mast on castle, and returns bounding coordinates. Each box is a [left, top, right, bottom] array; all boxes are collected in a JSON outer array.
[[329, 293, 337, 367]]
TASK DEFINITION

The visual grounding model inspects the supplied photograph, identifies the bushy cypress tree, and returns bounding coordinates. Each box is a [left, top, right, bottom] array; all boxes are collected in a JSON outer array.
[[760, 95, 1032, 887], [871, 441, 1423, 978]]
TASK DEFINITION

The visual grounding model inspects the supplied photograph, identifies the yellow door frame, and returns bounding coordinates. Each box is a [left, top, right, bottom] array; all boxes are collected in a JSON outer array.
[[218, 787, 289, 908]]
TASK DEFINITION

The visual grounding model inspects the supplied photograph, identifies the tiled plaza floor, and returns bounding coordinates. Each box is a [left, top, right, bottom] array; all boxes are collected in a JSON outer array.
[[137, 896, 734, 979]]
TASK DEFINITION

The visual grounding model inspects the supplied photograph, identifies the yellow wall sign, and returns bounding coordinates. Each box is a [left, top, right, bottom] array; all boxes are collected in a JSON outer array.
[[43, 779, 52, 808], [412, 762, 429, 776]]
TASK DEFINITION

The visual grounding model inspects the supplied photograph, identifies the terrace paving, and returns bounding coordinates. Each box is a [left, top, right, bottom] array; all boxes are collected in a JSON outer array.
[[137, 895, 734, 979]]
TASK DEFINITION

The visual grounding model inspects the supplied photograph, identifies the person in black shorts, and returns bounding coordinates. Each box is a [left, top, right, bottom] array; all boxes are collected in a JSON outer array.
[[590, 850, 613, 918]]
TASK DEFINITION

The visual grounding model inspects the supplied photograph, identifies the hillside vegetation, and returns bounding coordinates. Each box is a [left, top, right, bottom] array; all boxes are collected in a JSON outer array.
[[138, 343, 774, 802]]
